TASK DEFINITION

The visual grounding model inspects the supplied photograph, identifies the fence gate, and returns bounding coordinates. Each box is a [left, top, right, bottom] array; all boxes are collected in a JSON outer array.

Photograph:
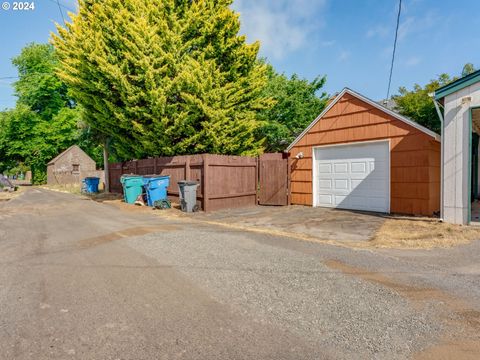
[[258, 153, 289, 206]]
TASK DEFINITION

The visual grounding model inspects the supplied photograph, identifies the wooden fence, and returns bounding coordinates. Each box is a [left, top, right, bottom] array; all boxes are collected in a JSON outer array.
[[108, 154, 259, 211], [258, 153, 289, 206]]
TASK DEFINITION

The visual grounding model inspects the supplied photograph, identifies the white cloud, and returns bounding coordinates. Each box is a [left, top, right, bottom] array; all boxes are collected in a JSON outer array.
[[232, 0, 327, 60], [398, 11, 441, 41], [366, 25, 389, 39], [338, 50, 350, 62], [398, 17, 415, 40], [320, 40, 336, 47], [405, 56, 421, 66]]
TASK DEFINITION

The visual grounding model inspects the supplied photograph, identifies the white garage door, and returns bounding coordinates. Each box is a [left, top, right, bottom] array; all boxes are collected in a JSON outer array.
[[313, 141, 390, 213]]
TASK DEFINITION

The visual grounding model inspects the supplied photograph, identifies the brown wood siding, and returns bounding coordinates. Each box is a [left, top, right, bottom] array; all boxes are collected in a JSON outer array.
[[289, 93, 440, 215]]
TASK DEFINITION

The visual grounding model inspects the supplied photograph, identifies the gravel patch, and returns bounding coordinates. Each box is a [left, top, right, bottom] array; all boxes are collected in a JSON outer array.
[[126, 225, 444, 359]]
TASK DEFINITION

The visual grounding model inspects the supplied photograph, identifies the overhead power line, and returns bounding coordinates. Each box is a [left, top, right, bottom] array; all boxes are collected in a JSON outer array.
[[386, 0, 402, 101], [46, 0, 75, 13], [55, 0, 66, 24]]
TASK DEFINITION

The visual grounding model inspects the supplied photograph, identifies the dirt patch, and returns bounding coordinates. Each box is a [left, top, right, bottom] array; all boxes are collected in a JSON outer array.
[[371, 217, 480, 249], [49, 193, 480, 251], [89, 192, 123, 202], [324, 259, 446, 304], [414, 339, 480, 360], [77, 225, 178, 248], [41, 184, 83, 195], [102, 199, 161, 215], [325, 259, 480, 359], [0, 187, 23, 201], [40, 185, 120, 203]]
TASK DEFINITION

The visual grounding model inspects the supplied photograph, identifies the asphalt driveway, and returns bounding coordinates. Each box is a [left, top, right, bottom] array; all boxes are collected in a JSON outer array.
[[0, 188, 479, 359], [190, 204, 386, 243]]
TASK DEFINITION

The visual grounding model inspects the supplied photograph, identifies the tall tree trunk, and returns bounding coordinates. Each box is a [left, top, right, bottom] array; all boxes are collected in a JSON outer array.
[[103, 139, 110, 193]]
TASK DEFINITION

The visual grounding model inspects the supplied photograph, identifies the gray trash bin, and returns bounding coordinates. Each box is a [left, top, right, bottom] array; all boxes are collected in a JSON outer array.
[[178, 181, 200, 212]]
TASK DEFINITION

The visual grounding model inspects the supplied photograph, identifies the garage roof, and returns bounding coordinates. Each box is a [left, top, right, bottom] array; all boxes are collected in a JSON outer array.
[[287, 88, 440, 151], [47, 145, 91, 165]]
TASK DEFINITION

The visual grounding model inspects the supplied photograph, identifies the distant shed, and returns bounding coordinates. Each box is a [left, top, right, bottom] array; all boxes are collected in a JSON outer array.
[[47, 145, 103, 185], [287, 88, 441, 216]]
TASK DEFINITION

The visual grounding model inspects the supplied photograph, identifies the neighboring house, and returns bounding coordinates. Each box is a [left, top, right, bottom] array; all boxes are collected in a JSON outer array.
[[434, 69, 480, 225], [377, 98, 397, 111], [47, 145, 104, 186], [287, 88, 441, 216]]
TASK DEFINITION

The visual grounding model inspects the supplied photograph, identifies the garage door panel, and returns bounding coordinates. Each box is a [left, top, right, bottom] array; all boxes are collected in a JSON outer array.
[[314, 141, 389, 213], [351, 162, 367, 173], [351, 179, 363, 190], [317, 179, 332, 190], [334, 179, 348, 190], [318, 164, 332, 174], [317, 194, 334, 206], [369, 196, 388, 207], [348, 195, 365, 207], [334, 163, 348, 173], [369, 179, 388, 190], [371, 161, 387, 174], [334, 195, 347, 206]]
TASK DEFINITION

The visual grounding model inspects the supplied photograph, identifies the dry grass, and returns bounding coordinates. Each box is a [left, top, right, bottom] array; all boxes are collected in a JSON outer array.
[[0, 187, 23, 201], [41, 184, 83, 195], [371, 217, 480, 249], [41, 184, 125, 203], [87, 192, 123, 202]]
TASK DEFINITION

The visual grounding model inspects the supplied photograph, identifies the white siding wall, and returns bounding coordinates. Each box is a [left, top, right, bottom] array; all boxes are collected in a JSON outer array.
[[443, 82, 480, 224]]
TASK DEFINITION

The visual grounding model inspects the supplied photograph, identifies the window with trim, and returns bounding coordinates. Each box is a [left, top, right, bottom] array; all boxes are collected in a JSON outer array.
[[72, 164, 80, 173]]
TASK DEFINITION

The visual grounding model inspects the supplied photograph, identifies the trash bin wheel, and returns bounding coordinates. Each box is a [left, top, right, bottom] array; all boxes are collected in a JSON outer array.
[[192, 204, 200, 212]]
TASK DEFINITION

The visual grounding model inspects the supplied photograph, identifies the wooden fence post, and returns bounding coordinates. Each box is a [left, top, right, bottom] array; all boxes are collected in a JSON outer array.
[[287, 157, 292, 206], [203, 155, 209, 212], [256, 156, 259, 204], [185, 157, 190, 181]]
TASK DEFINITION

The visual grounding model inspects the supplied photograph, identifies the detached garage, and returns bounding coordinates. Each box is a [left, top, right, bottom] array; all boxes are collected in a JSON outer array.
[[287, 88, 441, 216]]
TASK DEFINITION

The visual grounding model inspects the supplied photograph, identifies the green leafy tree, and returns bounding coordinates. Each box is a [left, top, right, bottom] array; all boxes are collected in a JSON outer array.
[[12, 43, 71, 121], [462, 63, 476, 77], [258, 64, 328, 151], [52, 0, 271, 160], [0, 111, 15, 173], [393, 73, 451, 134], [0, 43, 84, 183], [76, 120, 105, 166], [0, 105, 79, 183], [394, 64, 477, 134]]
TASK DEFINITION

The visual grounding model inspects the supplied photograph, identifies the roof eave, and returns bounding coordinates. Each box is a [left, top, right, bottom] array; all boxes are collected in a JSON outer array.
[[286, 88, 440, 151], [435, 70, 480, 100], [286, 88, 349, 151]]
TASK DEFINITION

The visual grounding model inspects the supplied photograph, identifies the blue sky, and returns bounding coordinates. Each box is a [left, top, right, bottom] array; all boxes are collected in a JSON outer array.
[[1, 0, 479, 110]]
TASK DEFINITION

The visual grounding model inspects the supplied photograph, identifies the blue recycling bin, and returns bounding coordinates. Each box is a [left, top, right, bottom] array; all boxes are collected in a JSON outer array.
[[82, 177, 100, 194], [143, 176, 170, 207]]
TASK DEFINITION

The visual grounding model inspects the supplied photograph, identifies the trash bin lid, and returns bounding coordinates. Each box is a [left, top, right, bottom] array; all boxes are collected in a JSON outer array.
[[143, 175, 170, 184], [178, 180, 199, 186], [120, 175, 143, 184]]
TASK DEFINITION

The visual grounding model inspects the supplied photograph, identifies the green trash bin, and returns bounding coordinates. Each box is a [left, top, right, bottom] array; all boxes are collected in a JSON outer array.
[[120, 175, 144, 204]]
